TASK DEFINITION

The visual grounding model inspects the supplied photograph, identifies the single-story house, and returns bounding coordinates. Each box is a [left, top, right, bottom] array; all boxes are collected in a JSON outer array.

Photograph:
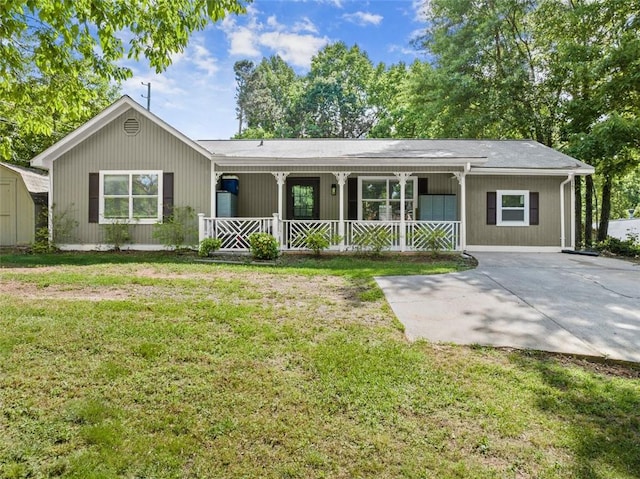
[[0, 162, 48, 246], [30, 95, 594, 252]]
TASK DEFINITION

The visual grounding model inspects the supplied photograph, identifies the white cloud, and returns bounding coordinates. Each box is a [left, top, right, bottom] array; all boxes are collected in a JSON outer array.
[[258, 32, 329, 68], [412, 0, 430, 22], [293, 17, 318, 34], [342, 11, 383, 26]]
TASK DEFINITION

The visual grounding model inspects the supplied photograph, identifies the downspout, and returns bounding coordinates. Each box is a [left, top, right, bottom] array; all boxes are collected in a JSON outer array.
[[459, 162, 470, 251], [560, 174, 574, 249]]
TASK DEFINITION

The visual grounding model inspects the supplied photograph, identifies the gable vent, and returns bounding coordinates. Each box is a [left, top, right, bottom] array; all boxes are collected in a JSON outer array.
[[123, 118, 140, 136]]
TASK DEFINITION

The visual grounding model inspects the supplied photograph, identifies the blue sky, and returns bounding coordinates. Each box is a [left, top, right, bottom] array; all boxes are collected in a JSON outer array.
[[121, 0, 428, 140]]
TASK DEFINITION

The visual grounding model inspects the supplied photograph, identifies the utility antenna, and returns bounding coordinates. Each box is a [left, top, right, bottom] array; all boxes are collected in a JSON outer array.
[[141, 82, 151, 111]]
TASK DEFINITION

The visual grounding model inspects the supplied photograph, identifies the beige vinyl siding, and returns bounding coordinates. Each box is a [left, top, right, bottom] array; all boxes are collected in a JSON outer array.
[[0, 165, 36, 246], [232, 173, 456, 220], [467, 175, 563, 247], [54, 108, 210, 245], [234, 173, 340, 220]]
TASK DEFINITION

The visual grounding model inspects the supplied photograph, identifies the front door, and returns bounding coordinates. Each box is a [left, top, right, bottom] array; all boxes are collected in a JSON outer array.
[[286, 178, 320, 220]]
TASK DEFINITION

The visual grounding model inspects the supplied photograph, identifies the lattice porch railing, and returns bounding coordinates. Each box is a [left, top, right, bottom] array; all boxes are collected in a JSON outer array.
[[199, 216, 461, 252]]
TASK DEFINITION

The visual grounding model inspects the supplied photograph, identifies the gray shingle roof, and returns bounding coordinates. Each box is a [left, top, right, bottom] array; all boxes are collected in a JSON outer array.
[[1, 162, 48, 193], [197, 139, 591, 170]]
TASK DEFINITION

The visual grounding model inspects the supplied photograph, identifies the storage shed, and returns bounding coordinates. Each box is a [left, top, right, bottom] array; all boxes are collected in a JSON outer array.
[[0, 162, 48, 246]]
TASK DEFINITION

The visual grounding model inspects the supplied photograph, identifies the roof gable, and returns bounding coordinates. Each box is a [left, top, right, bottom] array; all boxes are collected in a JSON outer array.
[[30, 96, 211, 169]]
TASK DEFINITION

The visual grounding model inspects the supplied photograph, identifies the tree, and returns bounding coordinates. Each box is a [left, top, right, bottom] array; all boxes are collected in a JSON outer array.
[[234, 60, 255, 136], [300, 43, 378, 138], [1, 0, 248, 162]]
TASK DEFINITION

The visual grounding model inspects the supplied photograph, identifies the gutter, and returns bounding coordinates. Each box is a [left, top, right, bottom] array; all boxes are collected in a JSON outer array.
[[560, 174, 574, 249]]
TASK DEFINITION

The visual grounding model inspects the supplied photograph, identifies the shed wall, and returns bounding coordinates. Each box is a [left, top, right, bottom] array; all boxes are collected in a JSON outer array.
[[0, 165, 36, 245]]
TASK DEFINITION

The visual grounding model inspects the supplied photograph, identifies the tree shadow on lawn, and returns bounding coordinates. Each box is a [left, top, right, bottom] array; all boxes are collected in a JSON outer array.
[[510, 351, 640, 478]]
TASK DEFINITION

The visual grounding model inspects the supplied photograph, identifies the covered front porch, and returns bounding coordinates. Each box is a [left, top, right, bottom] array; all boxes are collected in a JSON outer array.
[[198, 165, 472, 253]]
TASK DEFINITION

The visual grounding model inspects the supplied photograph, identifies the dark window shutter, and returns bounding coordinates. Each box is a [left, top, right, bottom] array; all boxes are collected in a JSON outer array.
[[89, 173, 99, 223], [487, 191, 497, 225], [418, 177, 428, 196], [530, 192, 539, 225], [163, 172, 174, 219], [347, 177, 357, 220]]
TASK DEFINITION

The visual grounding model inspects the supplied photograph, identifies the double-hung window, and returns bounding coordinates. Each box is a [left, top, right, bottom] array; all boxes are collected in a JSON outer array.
[[497, 190, 529, 226], [99, 171, 162, 224], [359, 177, 416, 220]]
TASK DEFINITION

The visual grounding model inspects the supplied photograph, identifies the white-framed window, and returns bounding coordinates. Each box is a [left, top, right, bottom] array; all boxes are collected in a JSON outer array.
[[99, 170, 163, 224], [497, 190, 529, 226], [358, 177, 417, 221]]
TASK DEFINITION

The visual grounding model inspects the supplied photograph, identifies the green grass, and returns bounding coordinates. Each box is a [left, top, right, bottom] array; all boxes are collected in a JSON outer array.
[[1, 251, 639, 478]]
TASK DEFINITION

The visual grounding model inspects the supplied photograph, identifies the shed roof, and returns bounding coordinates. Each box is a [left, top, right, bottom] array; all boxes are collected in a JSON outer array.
[[0, 162, 48, 194], [198, 138, 593, 172]]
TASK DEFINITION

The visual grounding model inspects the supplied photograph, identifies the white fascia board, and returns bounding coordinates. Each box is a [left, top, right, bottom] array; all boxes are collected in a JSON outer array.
[[31, 96, 211, 169], [212, 156, 487, 169], [468, 167, 595, 176]]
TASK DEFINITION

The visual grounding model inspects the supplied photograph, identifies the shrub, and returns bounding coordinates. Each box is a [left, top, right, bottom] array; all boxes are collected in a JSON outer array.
[[414, 227, 448, 256], [31, 203, 78, 253], [248, 232, 279, 260], [352, 228, 395, 256], [596, 234, 640, 257], [152, 206, 197, 250], [199, 238, 222, 257], [302, 229, 341, 256], [102, 221, 131, 251]]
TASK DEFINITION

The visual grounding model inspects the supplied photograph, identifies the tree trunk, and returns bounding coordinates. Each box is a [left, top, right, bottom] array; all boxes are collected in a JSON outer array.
[[575, 175, 583, 247], [585, 175, 594, 247], [597, 175, 612, 242]]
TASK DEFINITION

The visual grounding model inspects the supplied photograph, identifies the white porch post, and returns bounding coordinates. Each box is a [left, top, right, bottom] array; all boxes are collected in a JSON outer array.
[[211, 165, 222, 219], [198, 213, 205, 243], [454, 163, 470, 251], [272, 172, 289, 245], [333, 172, 350, 251], [394, 172, 412, 252], [570, 175, 576, 249]]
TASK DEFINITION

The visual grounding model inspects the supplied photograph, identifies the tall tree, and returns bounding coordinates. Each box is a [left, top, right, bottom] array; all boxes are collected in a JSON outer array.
[[234, 60, 255, 136], [300, 43, 377, 138], [1, 0, 248, 162]]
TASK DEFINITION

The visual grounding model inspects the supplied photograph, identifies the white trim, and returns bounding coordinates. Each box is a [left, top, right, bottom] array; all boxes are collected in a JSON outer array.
[[30, 96, 210, 169], [358, 176, 417, 221], [496, 190, 529, 226], [58, 243, 177, 251], [98, 170, 163, 224], [466, 245, 563, 253], [468, 167, 594, 176]]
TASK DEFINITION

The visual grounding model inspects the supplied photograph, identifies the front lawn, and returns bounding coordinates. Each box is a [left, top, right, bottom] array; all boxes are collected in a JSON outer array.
[[1, 252, 639, 478]]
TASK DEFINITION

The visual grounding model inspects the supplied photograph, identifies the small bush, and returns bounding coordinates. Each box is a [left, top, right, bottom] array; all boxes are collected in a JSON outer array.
[[352, 229, 395, 256], [152, 206, 197, 250], [30, 203, 78, 253], [596, 234, 640, 257], [102, 221, 131, 251], [248, 232, 279, 260], [414, 227, 448, 255], [302, 229, 341, 255], [199, 238, 222, 257]]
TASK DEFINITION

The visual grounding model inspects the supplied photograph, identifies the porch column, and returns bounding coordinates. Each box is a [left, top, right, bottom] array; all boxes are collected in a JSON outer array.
[[272, 172, 289, 245], [211, 165, 223, 219], [454, 163, 470, 251], [394, 172, 412, 252], [333, 172, 350, 251]]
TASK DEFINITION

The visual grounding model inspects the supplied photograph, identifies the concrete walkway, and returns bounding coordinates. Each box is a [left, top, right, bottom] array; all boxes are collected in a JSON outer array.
[[376, 253, 640, 362]]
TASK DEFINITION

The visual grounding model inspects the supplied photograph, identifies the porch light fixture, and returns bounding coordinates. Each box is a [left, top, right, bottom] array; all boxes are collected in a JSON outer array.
[[331, 184, 337, 196]]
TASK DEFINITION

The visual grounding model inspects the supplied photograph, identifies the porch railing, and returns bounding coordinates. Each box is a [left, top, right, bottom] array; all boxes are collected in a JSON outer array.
[[199, 214, 461, 252]]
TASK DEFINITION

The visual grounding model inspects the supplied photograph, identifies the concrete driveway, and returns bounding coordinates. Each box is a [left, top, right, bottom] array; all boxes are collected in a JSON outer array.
[[376, 253, 640, 362]]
